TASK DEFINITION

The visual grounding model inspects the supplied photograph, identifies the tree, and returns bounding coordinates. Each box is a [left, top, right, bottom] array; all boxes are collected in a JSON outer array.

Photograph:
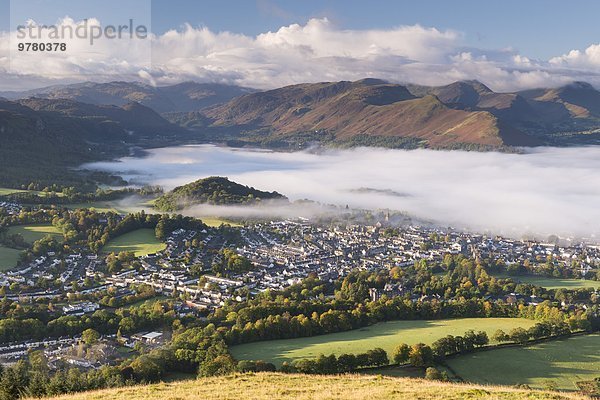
[[409, 343, 434, 367], [81, 328, 100, 345], [130, 356, 162, 382], [425, 367, 443, 380], [491, 329, 509, 343], [337, 354, 357, 372], [431, 336, 456, 360], [366, 348, 388, 367], [393, 343, 410, 364], [509, 327, 530, 345], [237, 360, 275, 372], [198, 355, 236, 377]]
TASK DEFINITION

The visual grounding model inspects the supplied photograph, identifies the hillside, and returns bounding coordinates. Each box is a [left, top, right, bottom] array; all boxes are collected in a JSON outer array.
[[0, 99, 104, 188], [3, 78, 600, 189], [199, 80, 547, 148], [18, 98, 184, 136], [38, 373, 589, 400], [154, 177, 287, 211], [196, 79, 600, 149], [519, 82, 600, 118], [0, 98, 185, 188], [202, 80, 528, 148], [2, 81, 255, 113]]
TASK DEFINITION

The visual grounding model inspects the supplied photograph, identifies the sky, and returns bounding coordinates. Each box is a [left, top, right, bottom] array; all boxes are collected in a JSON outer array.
[[1, 0, 600, 90]]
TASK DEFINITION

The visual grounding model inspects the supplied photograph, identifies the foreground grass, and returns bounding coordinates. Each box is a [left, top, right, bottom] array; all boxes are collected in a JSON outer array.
[[37, 373, 589, 400], [8, 224, 63, 243], [0, 245, 21, 271], [230, 318, 536, 366], [102, 229, 166, 256], [493, 274, 600, 289], [446, 334, 600, 391]]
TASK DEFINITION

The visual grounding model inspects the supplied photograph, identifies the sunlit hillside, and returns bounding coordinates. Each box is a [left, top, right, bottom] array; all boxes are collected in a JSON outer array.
[[38, 373, 590, 400]]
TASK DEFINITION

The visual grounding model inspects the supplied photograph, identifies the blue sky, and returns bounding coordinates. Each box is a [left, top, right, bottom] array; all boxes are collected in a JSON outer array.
[[1, 0, 599, 60], [1, 0, 600, 90]]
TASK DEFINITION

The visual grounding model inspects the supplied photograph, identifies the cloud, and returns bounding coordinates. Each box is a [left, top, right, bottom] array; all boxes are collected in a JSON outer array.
[[550, 43, 600, 70], [2, 17, 600, 91], [83, 145, 600, 241]]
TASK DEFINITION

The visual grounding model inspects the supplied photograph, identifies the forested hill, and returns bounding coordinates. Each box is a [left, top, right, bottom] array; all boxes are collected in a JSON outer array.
[[0, 98, 185, 189], [154, 176, 287, 211]]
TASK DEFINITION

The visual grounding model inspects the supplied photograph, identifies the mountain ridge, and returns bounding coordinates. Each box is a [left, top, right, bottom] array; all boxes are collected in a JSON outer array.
[[191, 79, 600, 149], [1, 81, 255, 113]]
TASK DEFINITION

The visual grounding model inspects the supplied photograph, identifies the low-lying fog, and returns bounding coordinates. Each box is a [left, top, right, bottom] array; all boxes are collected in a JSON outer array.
[[83, 145, 600, 240]]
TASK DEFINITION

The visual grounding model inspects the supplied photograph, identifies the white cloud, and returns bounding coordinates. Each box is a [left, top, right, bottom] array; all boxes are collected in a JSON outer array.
[[550, 43, 600, 68], [1, 17, 600, 91]]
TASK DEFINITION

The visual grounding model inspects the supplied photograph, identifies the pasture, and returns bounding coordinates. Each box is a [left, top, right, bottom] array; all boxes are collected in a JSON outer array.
[[494, 274, 600, 289], [102, 229, 166, 256], [229, 318, 536, 366], [8, 224, 63, 243], [0, 246, 22, 271], [446, 334, 600, 391]]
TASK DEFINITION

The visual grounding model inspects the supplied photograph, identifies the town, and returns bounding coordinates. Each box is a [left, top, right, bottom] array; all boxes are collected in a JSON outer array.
[[0, 203, 598, 370]]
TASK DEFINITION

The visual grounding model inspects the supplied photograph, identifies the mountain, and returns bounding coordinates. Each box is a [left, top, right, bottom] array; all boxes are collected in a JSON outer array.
[[0, 98, 186, 188], [200, 79, 540, 148], [1, 81, 255, 113], [154, 176, 287, 211], [192, 79, 600, 149], [519, 81, 600, 118], [0, 99, 103, 188], [45, 373, 586, 400], [18, 97, 184, 138], [3, 78, 600, 189]]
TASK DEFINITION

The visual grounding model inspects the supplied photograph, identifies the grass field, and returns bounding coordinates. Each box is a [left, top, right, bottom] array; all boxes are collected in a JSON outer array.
[[0, 187, 63, 197], [0, 187, 64, 197], [65, 198, 155, 214], [123, 295, 169, 309], [37, 373, 588, 400], [446, 334, 600, 391], [8, 224, 63, 243], [102, 229, 166, 256], [0, 245, 22, 271], [0, 187, 23, 196], [230, 318, 536, 366], [200, 216, 243, 227], [494, 274, 600, 289]]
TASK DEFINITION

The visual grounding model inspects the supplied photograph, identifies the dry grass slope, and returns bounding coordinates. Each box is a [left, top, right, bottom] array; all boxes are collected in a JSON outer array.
[[38, 373, 590, 400]]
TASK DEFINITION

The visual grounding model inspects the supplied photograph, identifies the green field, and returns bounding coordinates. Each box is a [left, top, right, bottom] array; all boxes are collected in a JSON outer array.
[[200, 216, 242, 227], [0, 187, 64, 197], [494, 274, 600, 289], [0, 188, 23, 196], [8, 224, 63, 243], [65, 198, 155, 214], [446, 334, 600, 391], [230, 318, 536, 366], [0, 245, 22, 271], [102, 229, 166, 256]]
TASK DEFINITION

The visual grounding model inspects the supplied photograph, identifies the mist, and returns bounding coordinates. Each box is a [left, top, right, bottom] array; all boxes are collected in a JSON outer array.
[[83, 144, 600, 240]]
